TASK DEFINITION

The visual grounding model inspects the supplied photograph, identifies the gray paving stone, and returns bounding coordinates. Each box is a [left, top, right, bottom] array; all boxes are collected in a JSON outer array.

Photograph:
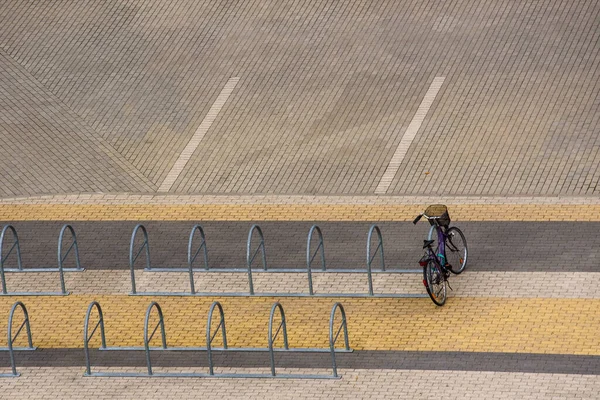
[[0, 50, 155, 197], [0, 0, 598, 195], [1, 367, 599, 400], [0, 221, 598, 272], [3, 349, 600, 375]]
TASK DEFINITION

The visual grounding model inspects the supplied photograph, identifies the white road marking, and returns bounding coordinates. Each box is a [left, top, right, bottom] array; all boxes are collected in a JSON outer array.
[[158, 77, 240, 192], [375, 77, 445, 194]]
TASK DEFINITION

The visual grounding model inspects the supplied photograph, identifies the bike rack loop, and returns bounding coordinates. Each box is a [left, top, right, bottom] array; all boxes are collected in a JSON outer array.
[[329, 303, 350, 378], [81, 301, 350, 379], [83, 301, 107, 376], [188, 225, 209, 294], [129, 224, 151, 295], [206, 301, 228, 375], [268, 302, 289, 376], [0, 225, 23, 294], [57, 224, 82, 294], [366, 225, 385, 296], [144, 302, 167, 376], [306, 225, 325, 295], [246, 225, 267, 295], [2, 301, 36, 377]]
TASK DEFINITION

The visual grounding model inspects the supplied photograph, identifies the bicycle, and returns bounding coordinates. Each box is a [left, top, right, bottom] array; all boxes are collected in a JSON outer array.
[[413, 205, 468, 306]]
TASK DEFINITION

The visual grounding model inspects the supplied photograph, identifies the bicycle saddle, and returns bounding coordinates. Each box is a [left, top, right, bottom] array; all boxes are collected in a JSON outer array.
[[423, 239, 435, 249]]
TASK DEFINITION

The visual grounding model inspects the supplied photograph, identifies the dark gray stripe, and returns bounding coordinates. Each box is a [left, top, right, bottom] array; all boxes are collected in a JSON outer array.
[[3, 349, 600, 375], [0, 221, 597, 272]]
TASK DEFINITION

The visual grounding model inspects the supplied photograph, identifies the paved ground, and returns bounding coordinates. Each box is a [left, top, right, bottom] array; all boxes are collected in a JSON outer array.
[[1, 368, 599, 400], [1, 220, 599, 272], [1, 0, 599, 398], [0, 206, 599, 398], [1, 0, 599, 196]]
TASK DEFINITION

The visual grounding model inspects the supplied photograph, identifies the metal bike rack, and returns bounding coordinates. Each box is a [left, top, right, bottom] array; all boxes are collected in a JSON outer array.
[[0, 302, 37, 377], [83, 301, 106, 376], [206, 301, 227, 375], [246, 224, 266, 295], [306, 225, 325, 295], [268, 302, 289, 376], [302, 224, 423, 297], [129, 224, 150, 295], [144, 302, 167, 375], [85, 301, 351, 378], [329, 303, 349, 377], [57, 224, 84, 293], [0, 226, 21, 294], [366, 225, 384, 296], [131, 224, 425, 298], [0, 224, 79, 295], [188, 225, 208, 294]]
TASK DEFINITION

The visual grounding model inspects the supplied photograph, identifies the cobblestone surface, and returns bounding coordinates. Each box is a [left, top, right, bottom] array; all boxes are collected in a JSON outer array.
[[1, 0, 599, 396], [1, 221, 598, 272], [1, 296, 598, 355], [1, 0, 599, 196], [0, 51, 155, 196], [0, 367, 599, 399], [4, 270, 600, 299], [5, 350, 600, 375], [2, 194, 600, 204]]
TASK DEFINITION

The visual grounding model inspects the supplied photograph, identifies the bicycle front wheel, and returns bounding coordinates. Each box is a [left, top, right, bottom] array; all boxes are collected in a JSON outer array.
[[446, 227, 467, 274], [424, 261, 446, 306]]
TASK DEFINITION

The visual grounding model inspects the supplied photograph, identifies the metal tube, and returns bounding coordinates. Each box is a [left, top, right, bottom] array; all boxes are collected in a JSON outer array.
[[10, 321, 27, 342], [307, 225, 326, 295], [247, 225, 266, 295], [7, 301, 33, 376], [367, 225, 385, 295], [58, 225, 82, 272], [206, 305, 215, 375], [0, 258, 6, 295], [1, 226, 23, 294], [206, 302, 226, 375], [268, 306, 276, 376], [129, 225, 149, 294], [329, 303, 349, 377], [83, 301, 106, 376], [7, 304, 17, 376], [188, 225, 209, 294], [144, 302, 166, 376], [58, 252, 67, 295], [268, 302, 289, 377]]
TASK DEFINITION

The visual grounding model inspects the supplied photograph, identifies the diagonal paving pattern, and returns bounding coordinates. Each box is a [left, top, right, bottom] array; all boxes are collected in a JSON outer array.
[[0, 0, 598, 195], [0, 51, 155, 197]]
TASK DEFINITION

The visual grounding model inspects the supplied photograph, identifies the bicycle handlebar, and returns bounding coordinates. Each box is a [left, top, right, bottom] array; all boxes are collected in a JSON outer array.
[[413, 213, 442, 226]]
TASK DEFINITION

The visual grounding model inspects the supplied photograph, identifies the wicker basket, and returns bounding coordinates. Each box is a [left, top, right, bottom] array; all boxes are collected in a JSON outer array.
[[425, 204, 450, 227]]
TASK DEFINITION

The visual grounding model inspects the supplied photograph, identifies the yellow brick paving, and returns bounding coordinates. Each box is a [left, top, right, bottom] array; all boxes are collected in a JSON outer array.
[[0, 204, 599, 221], [0, 296, 598, 355]]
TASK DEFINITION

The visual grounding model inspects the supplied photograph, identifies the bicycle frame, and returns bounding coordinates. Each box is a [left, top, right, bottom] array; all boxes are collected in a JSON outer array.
[[427, 223, 447, 268]]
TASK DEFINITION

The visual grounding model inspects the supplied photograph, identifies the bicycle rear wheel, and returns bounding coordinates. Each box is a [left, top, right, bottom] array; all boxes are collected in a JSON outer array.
[[446, 227, 467, 274], [424, 261, 446, 306]]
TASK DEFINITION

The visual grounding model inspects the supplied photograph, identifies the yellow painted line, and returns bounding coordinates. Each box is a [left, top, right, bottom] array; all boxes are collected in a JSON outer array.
[[1, 296, 599, 355], [0, 204, 599, 221]]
